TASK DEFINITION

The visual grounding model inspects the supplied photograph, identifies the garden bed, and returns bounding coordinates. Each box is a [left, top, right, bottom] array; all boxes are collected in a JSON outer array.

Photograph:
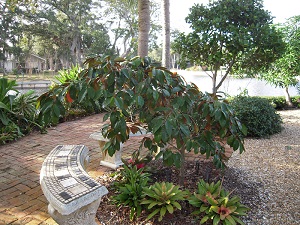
[[95, 110, 300, 225]]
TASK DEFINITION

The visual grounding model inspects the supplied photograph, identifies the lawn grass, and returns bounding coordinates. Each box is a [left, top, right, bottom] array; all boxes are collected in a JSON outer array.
[[0, 72, 58, 82]]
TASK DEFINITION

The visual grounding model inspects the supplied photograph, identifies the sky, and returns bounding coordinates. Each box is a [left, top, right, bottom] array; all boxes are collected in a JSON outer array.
[[169, 0, 300, 32]]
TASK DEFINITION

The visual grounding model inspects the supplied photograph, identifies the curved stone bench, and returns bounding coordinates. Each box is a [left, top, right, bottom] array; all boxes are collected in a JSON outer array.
[[40, 145, 108, 225]]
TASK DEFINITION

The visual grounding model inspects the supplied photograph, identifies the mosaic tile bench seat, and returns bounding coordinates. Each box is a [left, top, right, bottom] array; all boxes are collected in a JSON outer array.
[[40, 145, 108, 225]]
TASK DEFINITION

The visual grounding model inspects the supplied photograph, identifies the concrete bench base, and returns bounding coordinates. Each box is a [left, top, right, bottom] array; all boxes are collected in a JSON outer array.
[[90, 127, 150, 170], [48, 198, 101, 225], [90, 132, 124, 170]]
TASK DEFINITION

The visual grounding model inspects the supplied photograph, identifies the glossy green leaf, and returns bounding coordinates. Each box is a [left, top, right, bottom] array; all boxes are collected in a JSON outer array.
[[241, 124, 247, 136], [232, 139, 240, 151], [137, 96, 144, 107], [153, 91, 159, 102], [52, 104, 60, 117], [114, 97, 123, 109], [78, 88, 87, 103], [165, 120, 173, 136], [162, 89, 170, 97], [180, 124, 190, 136], [87, 87, 95, 99]]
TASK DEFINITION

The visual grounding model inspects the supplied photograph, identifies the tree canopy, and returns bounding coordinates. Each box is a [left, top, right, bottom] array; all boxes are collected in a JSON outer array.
[[0, 1, 22, 73], [173, 0, 285, 94], [1, 0, 163, 71], [259, 15, 300, 106]]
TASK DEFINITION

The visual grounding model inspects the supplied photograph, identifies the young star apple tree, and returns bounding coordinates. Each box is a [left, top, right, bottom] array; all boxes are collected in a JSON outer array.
[[38, 56, 247, 185], [173, 0, 285, 94]]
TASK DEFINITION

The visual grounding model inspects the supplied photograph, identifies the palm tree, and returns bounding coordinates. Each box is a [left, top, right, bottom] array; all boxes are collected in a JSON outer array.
[[138, 0, 150, 57], [161, 0, 170, 68]]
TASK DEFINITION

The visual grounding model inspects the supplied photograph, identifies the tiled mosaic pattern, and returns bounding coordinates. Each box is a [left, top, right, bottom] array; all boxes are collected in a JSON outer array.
[[40, 145, 105, 206]]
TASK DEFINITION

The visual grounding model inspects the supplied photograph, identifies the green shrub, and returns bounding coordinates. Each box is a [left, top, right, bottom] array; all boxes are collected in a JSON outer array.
[[229, 96, 300, 110], [0, 123, 21, 144], [0, 78, 41, 144], [12, 90, 39, 134], [264, 96, 286, 109], [263, 96, 300, 109], [291, 96, 300, 108], [230, 96, 282, 137], [12, 68, 18, 75]]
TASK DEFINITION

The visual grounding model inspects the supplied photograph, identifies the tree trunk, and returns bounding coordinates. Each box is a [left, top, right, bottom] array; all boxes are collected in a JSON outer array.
[[284, 86, 294, 107], [70, 33, 81, 66], [161, 0, 170, 68], [1, 61, 7, 76], [138, 0, 150, 57], [69, 15, 82, 66], [179, 146, 186, 186], [212, 72, 217, 95]]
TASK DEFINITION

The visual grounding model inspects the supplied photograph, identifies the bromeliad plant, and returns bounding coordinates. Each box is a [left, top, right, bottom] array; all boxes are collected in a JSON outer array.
[[189, 179, 249, 225], [112, 164, 151, 221], [53, 65, 82, 85], [37, 55, 247, 185], [141, 182, 188, 221]]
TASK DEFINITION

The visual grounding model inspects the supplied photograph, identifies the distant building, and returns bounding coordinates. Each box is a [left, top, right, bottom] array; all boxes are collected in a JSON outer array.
[[1, 52, 17, 72], [1, 53, 46, 74], [24, 54, 46, 74]]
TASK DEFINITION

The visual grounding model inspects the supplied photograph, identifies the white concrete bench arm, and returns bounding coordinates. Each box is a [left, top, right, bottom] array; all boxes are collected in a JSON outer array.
[[40, 145, 108, 225]]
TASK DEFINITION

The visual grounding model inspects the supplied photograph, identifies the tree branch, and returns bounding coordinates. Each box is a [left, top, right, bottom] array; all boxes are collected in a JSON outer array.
[[216, 56, 236, 91]]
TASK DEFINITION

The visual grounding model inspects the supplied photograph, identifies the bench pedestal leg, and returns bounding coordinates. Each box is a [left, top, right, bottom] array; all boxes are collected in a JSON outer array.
[[98, 140, 123, 170], [48, 198, 101, 225]]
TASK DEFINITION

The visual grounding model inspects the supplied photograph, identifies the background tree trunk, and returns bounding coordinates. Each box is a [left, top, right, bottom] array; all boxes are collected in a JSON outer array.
[[161, 0, 170, 68], [284, 86, 294, 107], [138, 0, 150, 57]]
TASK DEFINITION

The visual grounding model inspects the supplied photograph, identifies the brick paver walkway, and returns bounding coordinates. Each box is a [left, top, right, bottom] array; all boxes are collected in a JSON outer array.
[[0, 114, 110, 225]]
